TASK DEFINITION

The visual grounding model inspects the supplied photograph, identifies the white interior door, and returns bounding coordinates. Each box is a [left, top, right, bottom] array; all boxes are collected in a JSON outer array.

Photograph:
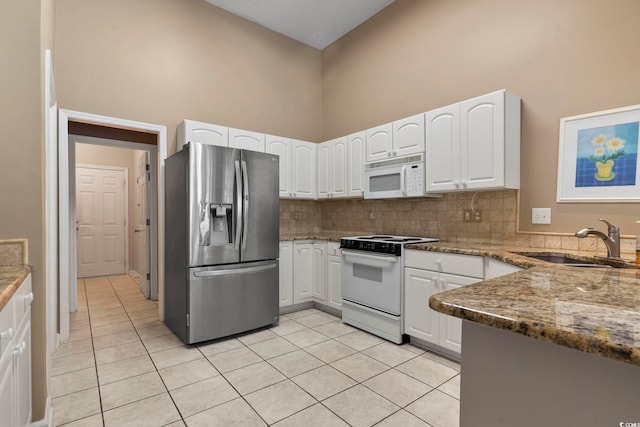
[[135, 152, 150, 297], [76, 166, 127, 278]]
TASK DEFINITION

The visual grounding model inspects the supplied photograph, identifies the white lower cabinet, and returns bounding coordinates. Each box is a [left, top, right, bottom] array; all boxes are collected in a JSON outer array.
[[327, 255, 342, 311], [404, 251, 484, 356], [0, 273, 32, 427], [405, 268, 479, 353], [279, 242, 294, 307], [311, 242, 327, 303], [283, 241, 341, 312], [293, 242, 314, 303]]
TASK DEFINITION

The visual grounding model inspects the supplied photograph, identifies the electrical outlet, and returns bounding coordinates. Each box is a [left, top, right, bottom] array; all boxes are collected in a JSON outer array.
[[463, 209, 481, 222], [532, 208, 551, 225]]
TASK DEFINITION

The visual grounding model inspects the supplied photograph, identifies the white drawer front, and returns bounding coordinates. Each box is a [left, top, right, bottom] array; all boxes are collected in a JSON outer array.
[[405, 250, 484, 278], [327, 242, 341, 256]]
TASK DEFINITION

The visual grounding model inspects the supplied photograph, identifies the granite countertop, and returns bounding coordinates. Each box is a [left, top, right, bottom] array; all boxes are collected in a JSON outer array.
[[279, 233, 343, 242], [418, 241, 640, 366], [0, 239, 30, 311], [0, 265, 31, 311]]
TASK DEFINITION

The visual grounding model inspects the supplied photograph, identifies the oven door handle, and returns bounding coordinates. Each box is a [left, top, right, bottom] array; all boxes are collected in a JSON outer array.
[[341, 250, 398, 263]]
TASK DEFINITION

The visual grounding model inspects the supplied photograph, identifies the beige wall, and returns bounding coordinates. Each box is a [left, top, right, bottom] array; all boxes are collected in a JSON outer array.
[[1, 0, 53, 420], [54, 0, 323, 153], [322, 0, 640, 235], [75, 143, 145, 273]]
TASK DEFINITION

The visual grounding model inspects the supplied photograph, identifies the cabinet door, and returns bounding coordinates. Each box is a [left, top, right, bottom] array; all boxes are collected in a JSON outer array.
[[347, 132, 365, 197], [331, 137, 348, 198], [393, 113, 425, 158], [279, 242, 294, 307], [425, 103, 461, 192], [266, 136, 293, 199], [327, 255, 342, 310], [179, 120, 228, 149], [311, 243, 327, 303], [0, 344, 14, 427], [404, 268, 440, 344], [316, 142, 331, 199], [229, 128, 265, 152], [460, 90, 505, 190], [14, 315, 31, 427], [291, 140, 316, 199], [366, 123, 393, 162], [293, 243, 313, 303], [438, 273, 480, 353]]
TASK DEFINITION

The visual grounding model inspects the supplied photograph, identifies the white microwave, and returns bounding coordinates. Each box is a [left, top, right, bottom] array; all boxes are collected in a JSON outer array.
[[364, 154, 425, 199]]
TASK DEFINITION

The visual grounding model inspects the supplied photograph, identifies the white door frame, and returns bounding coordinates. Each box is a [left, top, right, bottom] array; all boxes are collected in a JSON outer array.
[[59, 109, 166, 341], [75, 164, 129, 278]]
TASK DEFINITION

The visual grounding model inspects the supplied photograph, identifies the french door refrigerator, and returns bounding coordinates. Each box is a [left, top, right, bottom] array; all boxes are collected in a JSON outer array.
[[165, 142, 279, 344]]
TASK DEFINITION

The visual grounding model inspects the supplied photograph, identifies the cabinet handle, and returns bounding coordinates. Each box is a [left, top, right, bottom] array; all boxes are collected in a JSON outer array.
[[0, 328, 14, 340], [461, 182, 468, 188], [436, 260, 442, 272], [14, 342, 25, 357], [24, 292, 34, 308]]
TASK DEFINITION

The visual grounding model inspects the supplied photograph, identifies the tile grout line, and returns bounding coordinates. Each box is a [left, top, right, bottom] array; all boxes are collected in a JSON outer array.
[[81, 278, 107, 427], [106, 275, 186, 426]]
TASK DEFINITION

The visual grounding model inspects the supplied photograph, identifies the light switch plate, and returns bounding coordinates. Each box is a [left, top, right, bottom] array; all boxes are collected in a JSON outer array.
[[532, 208, 551, 225]]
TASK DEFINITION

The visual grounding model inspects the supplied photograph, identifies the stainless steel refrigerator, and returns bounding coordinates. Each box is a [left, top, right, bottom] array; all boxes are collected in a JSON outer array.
[[165, 142, 279, 344]]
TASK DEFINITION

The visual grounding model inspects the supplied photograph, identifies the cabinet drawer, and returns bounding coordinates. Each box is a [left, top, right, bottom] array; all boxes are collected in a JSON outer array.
[[405, 250, 483, 278], [13, 274, 33, 330]]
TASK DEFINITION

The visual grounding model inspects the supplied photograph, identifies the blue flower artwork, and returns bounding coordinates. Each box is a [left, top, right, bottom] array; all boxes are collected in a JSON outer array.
[[575, 121, 639, 187]]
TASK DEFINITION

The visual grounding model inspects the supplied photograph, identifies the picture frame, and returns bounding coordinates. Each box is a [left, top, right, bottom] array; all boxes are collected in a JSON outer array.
[[557, 104, 640, 202]]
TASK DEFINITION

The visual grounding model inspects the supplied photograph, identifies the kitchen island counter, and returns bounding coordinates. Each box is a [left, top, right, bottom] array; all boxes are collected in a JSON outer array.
[[417, 241, 640, 426], [413, 241, 640, 366]]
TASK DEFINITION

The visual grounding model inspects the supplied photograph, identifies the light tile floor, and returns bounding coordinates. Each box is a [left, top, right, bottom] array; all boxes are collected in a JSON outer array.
[[52, 275, 461, 427]]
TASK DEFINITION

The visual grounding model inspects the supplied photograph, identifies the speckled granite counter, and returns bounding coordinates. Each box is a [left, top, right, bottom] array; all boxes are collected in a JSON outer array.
[[416, 241, 640, 366], [279, 234, 343, 242], [0, 239, 30, 311]]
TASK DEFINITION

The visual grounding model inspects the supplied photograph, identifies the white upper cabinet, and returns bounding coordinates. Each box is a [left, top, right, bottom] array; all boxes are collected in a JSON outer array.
[[425, 103, 461, 191], [366, 114, 425, 162], [291, 140, 317, 199], [317, 137, 348, 199], [347, 132, 365, 197], [229, 128, 265, 152], [317, 142, 331, 199], [266, 135, 293, 198], [365, 123, 393, 162], [178, 119, 228, 149], [425, 89, 521, 192], [393, 113, 426, 158]]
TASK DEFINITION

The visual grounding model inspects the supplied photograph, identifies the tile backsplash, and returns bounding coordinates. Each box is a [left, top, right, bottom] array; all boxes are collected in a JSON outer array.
[[280, 191, 636, 258], [281, 190, 518, 244]]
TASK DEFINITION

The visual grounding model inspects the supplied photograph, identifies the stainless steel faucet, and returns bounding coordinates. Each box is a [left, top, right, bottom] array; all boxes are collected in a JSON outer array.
[[575, 218, 620, 259]]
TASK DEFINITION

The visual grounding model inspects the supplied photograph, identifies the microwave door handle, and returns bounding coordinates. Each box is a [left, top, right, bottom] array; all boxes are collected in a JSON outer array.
[[234, 160, 242, 250], [241, 160, 249, 250], [401, 165, 407, 196]]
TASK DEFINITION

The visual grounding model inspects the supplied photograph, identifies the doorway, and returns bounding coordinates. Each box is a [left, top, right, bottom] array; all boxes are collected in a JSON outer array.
[[76, 164, 128, 279], [58, 110, 166, 341]]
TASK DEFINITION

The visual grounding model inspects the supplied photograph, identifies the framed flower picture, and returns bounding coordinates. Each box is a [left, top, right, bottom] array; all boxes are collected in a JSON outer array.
[[557, 104, 640, 202]]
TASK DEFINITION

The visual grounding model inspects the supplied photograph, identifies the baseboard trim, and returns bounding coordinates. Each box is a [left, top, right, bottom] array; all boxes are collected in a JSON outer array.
[[31, 397, 54, 427]]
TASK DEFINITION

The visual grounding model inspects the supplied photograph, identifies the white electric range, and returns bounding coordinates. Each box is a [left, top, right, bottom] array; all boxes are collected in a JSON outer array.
[[339, 235, 439, 343]]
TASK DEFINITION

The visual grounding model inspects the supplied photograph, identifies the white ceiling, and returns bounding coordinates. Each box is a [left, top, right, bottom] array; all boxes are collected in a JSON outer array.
[[204, 0, 396, 50]]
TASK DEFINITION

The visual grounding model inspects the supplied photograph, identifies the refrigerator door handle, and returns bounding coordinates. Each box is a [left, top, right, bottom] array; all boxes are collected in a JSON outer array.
[[192, 263, 277, 278], [241, 160, 249, 250], [234, 160, 242, 250]]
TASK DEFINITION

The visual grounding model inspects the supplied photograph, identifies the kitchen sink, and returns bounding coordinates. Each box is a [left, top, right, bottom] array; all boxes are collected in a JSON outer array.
[[513, 253, 613, 268]]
